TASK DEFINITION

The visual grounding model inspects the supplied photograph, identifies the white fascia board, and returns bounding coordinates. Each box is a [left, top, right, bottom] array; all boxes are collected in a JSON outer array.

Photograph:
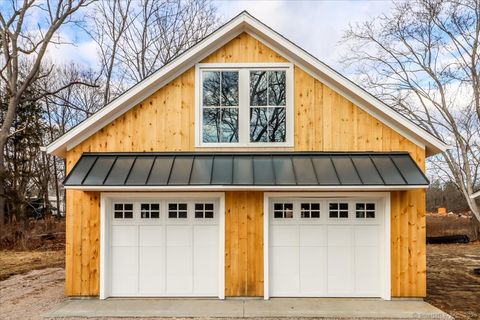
[[242, 16, 449, 156], [471, 190, 480, 199], [65, 185, 427, 192]]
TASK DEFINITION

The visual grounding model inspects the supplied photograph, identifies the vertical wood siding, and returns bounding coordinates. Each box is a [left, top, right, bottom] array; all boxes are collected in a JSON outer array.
[[224, 191, 264, 297], [64, 32, 427, 297]]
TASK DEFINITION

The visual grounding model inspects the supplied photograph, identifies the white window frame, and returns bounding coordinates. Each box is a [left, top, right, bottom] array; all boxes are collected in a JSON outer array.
[[195, 62, 294, 148]]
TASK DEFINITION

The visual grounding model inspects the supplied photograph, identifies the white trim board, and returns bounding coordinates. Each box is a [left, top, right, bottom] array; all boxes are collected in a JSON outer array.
[[99, 192, 225, 299], [263, 191, 391, 300], [45, 11, 448, 157], [67, 185, 427, 192], [65, 185, 428, 192]]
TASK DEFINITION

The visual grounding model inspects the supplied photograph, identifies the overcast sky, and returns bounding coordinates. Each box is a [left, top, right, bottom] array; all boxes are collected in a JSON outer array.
[[44, 1, 394, 72], [214, 0, 393, 69]]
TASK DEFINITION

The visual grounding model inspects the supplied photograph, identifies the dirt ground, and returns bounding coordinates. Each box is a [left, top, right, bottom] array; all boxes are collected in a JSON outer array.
[[1, 244, 479, 320], [426, 242, 480, 320], [0, 267, 66, 320], [0, 250, 64, 281]]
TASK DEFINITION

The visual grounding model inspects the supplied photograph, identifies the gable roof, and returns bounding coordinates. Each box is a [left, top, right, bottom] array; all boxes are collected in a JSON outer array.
[[45, 11, 449, 158]]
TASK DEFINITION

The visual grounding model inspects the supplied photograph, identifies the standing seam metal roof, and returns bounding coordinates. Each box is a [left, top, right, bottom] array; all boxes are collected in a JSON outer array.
[[64, 152, 429, 187]]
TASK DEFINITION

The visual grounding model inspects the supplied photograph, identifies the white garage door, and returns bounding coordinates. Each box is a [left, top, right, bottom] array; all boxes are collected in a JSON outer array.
[[109, 199, 219, 297], [269, 198, 384, 297]]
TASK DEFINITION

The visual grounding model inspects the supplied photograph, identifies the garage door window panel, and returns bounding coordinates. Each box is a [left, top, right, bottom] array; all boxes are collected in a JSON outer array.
[[114, 203, 134, 219], [300, 202, 320, 219], [273, 202, 294, 219], [140, 203, 160, 219], [195, 203, 215, 219], [329, 202, 349, 219], [168, 203, 188, 219], [355, 202, 376, 219]]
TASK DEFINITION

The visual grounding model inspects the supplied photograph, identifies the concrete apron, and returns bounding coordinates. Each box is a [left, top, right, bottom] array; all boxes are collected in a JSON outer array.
[[44, 298, 453, 319]]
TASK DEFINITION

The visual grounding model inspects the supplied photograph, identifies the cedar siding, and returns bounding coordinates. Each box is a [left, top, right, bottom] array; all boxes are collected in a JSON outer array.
[[64, 32, 426, 297]]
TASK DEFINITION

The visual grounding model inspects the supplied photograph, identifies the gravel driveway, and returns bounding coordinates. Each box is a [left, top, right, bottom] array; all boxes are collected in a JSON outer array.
[[0, 268, 66, 320]]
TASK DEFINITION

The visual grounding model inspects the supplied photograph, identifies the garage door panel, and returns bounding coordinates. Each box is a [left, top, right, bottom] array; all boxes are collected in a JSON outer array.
[[327, 225, 354, 246], [194, 246, 218, 294], [271, 225, 298, 246], [299, 225, 327, 246], [355, 272, 380, 295], [139, 225, 165, 246], [109, 199, 219, 298], [139, 246, 165, 294], [112, 225, 137, 246], [194, 246, 217, 276], [354, 225, 379, 246], [300, 246, 327, 294], [270, 198, 383, 298], [328, 246, 354, 277], [194, 225, 217, 246], [111, 246, 138, 295], [355, 246, 380, 294], [167, 225, 193, 246], [327, 245, 354, 295], [271, 247, 299, 275], [166, 246, 193, 293], [328, 274, 354, 295]]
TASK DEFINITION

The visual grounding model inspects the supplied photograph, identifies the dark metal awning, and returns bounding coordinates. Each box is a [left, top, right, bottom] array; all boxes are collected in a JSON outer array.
[[64, 152, 429, 190]]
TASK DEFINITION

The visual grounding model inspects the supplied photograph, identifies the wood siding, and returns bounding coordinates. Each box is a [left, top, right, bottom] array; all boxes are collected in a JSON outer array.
[[224, 191, 264, 297], [64, 32, 427, 297]]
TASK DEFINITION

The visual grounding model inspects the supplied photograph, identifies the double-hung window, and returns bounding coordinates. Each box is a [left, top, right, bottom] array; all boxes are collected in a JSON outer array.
[[197, 64, 293, 147]]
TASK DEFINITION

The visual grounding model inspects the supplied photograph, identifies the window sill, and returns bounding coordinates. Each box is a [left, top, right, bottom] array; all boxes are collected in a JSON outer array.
[[196, 142, 294, 148]]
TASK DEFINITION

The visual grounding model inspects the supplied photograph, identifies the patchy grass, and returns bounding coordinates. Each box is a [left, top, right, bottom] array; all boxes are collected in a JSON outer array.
[[426, 242, 480, 320], [0, 250, 64, 281]]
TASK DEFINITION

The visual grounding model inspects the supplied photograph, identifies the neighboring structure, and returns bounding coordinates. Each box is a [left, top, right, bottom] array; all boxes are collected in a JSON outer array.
[[471, 190, 480, 199], [46, 12, 448, 300]]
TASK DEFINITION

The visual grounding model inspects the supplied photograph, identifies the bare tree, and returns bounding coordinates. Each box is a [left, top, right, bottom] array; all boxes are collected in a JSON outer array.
[[340, 0, 480, 222], [117, 0, 218, 83], [0, 0, 92, 226], [85, 0, 132, 105]]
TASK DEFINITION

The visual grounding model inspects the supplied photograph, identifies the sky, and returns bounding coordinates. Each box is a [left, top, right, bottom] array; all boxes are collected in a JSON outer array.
[[44, 0, 395, 72], [214, 0, 394, 69]]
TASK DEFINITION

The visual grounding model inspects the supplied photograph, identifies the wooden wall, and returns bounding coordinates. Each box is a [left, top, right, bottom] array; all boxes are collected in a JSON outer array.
[[64, 32, 427, 297], [224, 191, 264, 296]]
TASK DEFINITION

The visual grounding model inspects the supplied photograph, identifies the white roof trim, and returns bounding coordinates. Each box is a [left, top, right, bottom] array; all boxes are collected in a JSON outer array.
[[65, 185, 427, 192], [471, 190, 480, 199], [46, 11, 449, 157]]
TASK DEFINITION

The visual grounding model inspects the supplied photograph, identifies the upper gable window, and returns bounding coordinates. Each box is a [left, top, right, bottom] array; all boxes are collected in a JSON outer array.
[[197, 64, 293, 147]]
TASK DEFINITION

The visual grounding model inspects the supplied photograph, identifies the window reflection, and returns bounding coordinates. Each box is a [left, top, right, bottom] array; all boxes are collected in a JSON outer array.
[[250, 70, 286, 142], [202, 71, 239, 143]]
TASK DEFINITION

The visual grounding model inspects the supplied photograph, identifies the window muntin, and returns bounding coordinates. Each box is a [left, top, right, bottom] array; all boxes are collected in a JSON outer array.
[[356, 202, 376, 218], [273, 202, 294, 218], [198, 65, 291, 147], [140, 203, 160, 219], [202, 71, 239, 143], [300, 203, 320, 218], [168, 203, 188, 219], [194, 203, 214, 219], [329, 202, 349, 218], [113, 203, 133, 219], [250, 70, 286, 142]]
